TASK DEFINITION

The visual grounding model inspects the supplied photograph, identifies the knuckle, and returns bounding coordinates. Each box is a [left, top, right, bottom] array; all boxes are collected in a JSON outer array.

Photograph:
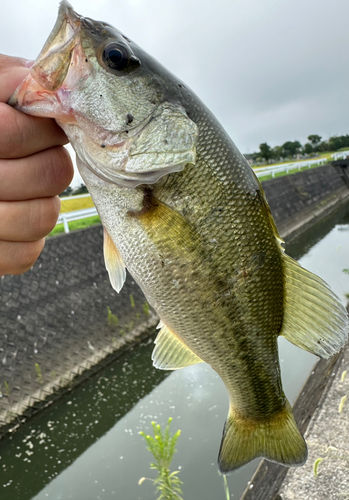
[[16, 240, 45, 274], [0, 104, 25, 157], [0, 239, 45, 276], [36, 196, 61, 235], [41, 146, 74, 193]]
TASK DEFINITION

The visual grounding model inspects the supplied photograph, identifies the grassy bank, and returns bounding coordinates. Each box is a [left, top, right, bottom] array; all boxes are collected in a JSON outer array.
[[256, 161, 324, 181], [59, 195, 94, 213], [48, 215, 101, 237]]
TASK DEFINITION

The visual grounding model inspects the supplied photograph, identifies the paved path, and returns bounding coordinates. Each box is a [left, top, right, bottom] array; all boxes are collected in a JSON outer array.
[[279, 313, 349, 500]]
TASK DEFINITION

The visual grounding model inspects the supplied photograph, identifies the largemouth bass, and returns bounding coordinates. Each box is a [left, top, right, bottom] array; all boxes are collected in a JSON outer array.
[[10, 1, 348, 472]]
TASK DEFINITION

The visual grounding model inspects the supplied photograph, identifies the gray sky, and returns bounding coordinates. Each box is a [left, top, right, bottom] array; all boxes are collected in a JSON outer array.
[[1, 0, 349, 185]]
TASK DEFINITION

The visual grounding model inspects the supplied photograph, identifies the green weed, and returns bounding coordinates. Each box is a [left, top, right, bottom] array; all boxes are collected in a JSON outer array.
[[313, 457, 324, 476], [139, 418, 183, 500], [4, 381, 10, 396], [143, 301, 150, 317], [35, 363, 43, 384], [107, 306, 119, 327], [339, 395, 347, 413]]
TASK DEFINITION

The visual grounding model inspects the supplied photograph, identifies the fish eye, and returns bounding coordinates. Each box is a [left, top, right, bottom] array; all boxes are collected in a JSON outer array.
[[102, 43, 132, 71]]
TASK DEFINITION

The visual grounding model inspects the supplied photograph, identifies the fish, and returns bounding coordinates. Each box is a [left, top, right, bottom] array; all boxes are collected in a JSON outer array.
[[10, 1, 348, 473]]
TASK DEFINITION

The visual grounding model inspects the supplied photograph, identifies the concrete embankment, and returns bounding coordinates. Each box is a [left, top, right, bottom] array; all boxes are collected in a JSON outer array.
[[278, 303, 349, 500], [263, 162, 349, 240], [0, 162, 348, 438]]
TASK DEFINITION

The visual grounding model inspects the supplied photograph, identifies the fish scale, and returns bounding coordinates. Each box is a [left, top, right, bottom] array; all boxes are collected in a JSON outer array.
[[10, 0, 348, 473]]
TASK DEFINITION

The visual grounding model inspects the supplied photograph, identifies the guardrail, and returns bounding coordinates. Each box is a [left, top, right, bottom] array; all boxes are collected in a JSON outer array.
[[57, 207, 98, 233], [254, 158, 327, 179]]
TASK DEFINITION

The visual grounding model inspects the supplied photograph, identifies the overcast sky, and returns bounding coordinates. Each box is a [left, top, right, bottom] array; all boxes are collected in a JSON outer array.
[[1, 0, 349, 185]]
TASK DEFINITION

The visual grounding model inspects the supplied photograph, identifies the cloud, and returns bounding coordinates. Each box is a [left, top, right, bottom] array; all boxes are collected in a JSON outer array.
[[1, 0, 349, 157]]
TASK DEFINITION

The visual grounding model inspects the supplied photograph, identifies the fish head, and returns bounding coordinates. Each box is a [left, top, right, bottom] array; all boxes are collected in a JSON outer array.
[[10, 0, 198, 188]]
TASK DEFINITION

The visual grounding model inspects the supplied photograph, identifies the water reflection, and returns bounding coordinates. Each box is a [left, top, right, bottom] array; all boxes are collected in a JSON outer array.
[[1, 202, 349, 500], [0, 339, 169, 499]]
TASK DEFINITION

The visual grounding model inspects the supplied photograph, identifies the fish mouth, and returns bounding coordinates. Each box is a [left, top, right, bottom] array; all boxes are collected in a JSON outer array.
[[10, 1, 185, 189], [9, 1, 85, 119]]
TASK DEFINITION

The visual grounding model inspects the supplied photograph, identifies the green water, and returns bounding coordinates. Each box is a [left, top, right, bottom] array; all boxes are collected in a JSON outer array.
[[1, 203, 349, 500]]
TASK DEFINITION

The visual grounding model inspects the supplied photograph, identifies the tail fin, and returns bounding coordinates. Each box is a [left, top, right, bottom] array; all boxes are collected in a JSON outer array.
[[218, 401, 307, 473]]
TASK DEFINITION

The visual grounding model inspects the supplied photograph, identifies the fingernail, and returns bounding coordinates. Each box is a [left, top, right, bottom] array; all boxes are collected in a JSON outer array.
[[24, 60, 35, 68]]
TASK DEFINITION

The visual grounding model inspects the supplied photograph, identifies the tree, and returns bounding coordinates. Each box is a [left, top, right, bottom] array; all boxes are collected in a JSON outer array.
[[59, 186, 73, 197], [282, 141, 302, 158], [307, 135, 322, 149], [73, 183, 89, 195], [303, 143, 314, 155], [272, 146, 283, 161], [328, 134, 349, 151], [318, 140, 329, 152], [259, 142, 273, 163]]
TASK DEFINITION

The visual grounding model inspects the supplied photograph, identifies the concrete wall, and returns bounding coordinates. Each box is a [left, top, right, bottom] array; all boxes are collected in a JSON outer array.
[[263, 164, 349, 238], [0, 227, 157, 436], [0, 163, 348, 436]]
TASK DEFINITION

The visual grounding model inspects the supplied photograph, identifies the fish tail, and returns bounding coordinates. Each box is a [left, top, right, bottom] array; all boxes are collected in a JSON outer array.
[[218, 400, 307, 473]]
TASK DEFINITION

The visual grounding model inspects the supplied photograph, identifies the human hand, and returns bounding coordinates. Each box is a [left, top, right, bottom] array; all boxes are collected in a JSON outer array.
[[0, 54, 73, 276]]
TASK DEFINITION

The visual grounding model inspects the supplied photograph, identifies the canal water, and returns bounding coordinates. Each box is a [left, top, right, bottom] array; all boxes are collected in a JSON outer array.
[[1, 202, 349, 500]]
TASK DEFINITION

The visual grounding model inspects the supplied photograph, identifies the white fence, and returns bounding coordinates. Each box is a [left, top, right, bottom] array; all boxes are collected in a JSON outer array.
[[331, 150, 349, 161], [57, 207, 98, 233], [254, 157, 327, 179]]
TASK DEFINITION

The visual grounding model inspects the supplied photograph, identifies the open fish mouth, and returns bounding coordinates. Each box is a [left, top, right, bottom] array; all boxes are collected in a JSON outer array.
[[9, 1, 85, 119]]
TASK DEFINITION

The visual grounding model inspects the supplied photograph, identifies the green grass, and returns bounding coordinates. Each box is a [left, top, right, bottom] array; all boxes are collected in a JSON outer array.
[[60, 195, 94, 213], [252, 151, 334, 170], [48, 215, 101, 237], [107, 306, 119, 327], [139, 418, 183, 500], [258, 161, 326, 182]]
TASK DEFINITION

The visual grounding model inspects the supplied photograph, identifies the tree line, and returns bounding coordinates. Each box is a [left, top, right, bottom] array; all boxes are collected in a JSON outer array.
[[59, 183, 89, 197], [248, 134, 349, 164]]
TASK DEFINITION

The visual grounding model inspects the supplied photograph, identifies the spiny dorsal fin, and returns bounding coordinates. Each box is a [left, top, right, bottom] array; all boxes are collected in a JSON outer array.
[[152, 321, 203, 370], [281, 253, 348, 358], [103, 228, 126, 293]]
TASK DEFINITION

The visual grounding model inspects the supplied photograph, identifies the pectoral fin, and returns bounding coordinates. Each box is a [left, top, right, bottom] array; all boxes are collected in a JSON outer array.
[[281, 254, 348, 358], [103, 228, 126, 293], [152, 321, 203, 370]]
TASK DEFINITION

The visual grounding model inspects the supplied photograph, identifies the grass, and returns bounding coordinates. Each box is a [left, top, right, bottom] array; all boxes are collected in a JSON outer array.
[[59, 195, 94, 213], [139, 418, 183, 500], [35, 363, 43, 384], [252, 151, 335, 170], [107, 306, 119, 327], [257, 161, 325, 182], [48, 215, 101, 237]]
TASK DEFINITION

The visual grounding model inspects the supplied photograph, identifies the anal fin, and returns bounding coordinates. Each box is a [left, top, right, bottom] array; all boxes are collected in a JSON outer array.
[[152, 321, 203, 370], [281, 254, 348, 358], [103, 228, 126, 293]]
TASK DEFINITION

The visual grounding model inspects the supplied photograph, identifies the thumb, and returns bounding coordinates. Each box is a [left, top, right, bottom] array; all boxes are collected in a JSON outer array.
[[0, 54, 32, 102]]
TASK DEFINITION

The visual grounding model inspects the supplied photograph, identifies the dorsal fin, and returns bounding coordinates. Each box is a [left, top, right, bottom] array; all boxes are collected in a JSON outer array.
[[152, 321, 203, 370], [103, 228, 126, 293]]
